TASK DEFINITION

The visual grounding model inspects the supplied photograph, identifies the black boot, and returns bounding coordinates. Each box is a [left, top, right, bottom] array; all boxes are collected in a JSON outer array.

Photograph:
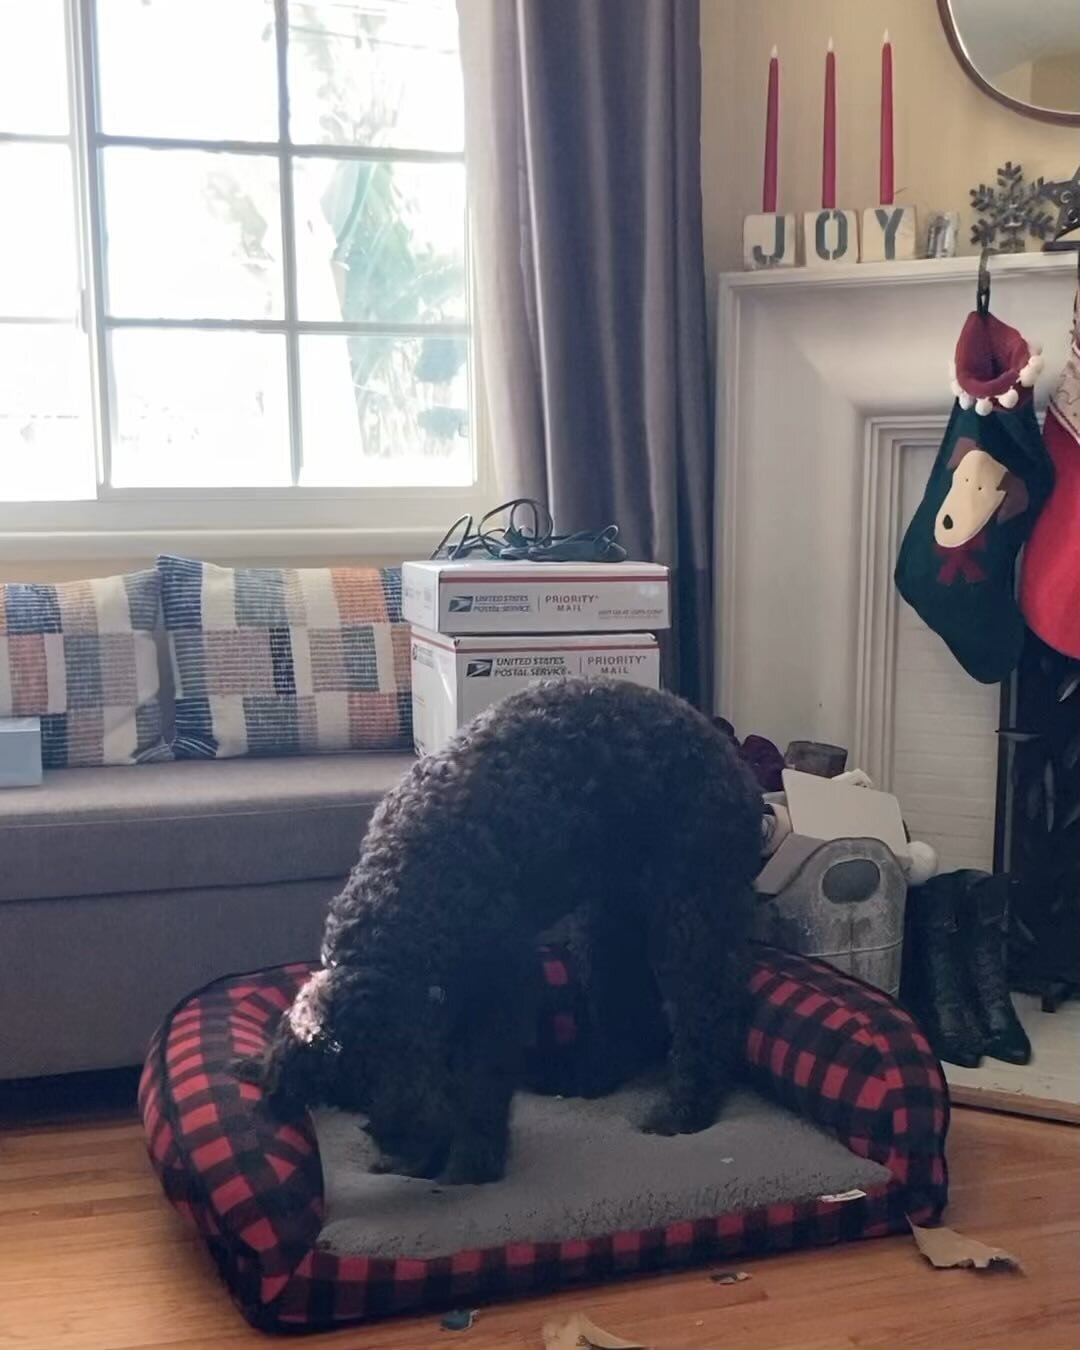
[[901, 876, 985, 1068], [957, 873, 1032, 1066]]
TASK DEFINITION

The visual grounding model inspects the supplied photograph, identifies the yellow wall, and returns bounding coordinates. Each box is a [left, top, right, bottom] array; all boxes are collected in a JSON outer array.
[[701, 0, 1080, 277]]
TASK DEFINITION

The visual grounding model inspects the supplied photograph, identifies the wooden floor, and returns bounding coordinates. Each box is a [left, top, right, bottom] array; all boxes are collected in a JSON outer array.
[[1, 1076, 1077, 1350]]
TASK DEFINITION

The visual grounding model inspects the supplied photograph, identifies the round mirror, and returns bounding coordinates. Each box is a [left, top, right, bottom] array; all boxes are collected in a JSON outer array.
[[939, 0, 1080, 125]]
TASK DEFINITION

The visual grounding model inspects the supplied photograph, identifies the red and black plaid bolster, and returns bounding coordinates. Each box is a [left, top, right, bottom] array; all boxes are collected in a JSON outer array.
[[138, 946, 948, 1332]]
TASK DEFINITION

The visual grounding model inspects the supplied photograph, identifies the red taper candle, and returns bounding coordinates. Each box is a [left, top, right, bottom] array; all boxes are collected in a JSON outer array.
[[762, 45, 779, 213], [822, 38, 836, 210], [880, 30, 894, 205]]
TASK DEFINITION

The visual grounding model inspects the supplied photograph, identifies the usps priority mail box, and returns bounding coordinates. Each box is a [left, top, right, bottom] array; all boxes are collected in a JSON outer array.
[[410, 629, 661, 755], [402, 559, 670, 634]]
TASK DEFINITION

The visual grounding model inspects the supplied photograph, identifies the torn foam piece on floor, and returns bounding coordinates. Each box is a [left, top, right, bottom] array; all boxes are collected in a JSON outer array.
[[710, 1269, 751, 1284], [909, 1220, 1022, 1270], [542, 1312, 648, 1349]]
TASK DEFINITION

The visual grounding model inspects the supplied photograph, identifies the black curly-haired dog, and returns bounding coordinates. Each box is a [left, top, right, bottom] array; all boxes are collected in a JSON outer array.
[[249, 678, 763, 1184]]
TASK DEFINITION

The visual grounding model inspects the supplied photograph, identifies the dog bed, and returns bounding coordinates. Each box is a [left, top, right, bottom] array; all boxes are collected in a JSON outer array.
[[139, 946, 949, 1332]]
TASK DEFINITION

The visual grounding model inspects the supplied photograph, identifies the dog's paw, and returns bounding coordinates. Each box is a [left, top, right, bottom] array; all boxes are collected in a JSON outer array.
[[640, 1099, 715, 1137], [368, 1153, 438, 1180], [437, 1146, 507, 1186], [367, 1134, 449, 1180], [572, 1059, 624, 1100]]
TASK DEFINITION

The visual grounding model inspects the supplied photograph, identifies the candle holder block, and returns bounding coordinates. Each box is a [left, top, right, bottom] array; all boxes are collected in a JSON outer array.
[[743, 213, 797, 270], [861, 206, 916, 262], [803, 209, 858, 266]]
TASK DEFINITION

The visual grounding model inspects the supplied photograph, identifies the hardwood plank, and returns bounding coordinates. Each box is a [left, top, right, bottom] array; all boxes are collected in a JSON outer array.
[[947, 1085, 1080, 1125], [0, 1099, 1076, 1350]]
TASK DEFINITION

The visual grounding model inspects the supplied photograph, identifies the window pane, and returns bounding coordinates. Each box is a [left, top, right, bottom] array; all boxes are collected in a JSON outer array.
[[0, 144, 78, 318], [0, 326, 94, 501], [96, 0, 279, 141], [288, 0, 464, 151], [293, 159, 465, 323], [0, 0, 69, 134], [110, 330, 290, 487], [103, 148, 283, 320], [299, 333, 470, 487]]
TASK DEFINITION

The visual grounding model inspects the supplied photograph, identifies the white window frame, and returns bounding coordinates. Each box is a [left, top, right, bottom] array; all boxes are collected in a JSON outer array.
[[0, 0, 491, 562]]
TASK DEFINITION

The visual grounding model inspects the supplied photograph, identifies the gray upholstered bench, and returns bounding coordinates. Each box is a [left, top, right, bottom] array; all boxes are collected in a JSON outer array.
[[0, 753, 412, 1079]]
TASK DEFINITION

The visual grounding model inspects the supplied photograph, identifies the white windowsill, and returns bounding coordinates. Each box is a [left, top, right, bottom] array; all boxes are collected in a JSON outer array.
[[0, 523, 438, 563], [0, 471, 493, 565]]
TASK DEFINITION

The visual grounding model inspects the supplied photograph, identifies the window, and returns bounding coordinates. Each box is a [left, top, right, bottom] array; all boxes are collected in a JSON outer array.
[[0, 0, 482, 551]]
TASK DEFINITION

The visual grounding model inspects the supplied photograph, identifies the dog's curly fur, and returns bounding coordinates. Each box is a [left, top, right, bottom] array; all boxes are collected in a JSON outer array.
[[250, 679, 763, 1184]]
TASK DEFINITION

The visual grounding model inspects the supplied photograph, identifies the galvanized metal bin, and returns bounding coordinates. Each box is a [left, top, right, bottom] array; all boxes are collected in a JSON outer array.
[[750, 837, 908, 997]]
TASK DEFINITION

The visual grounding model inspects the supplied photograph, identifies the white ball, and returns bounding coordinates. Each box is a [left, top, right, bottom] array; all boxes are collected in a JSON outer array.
[[906, 841, 938, 887]]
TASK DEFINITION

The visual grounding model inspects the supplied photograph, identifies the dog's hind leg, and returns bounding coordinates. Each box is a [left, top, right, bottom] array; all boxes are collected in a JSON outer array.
[[573, 904, 667, 1097], [643, 903, 750, 1136]]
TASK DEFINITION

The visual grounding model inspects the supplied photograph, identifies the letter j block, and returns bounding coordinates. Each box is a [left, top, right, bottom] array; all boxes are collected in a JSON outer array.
[[742, 213, 797, 270]]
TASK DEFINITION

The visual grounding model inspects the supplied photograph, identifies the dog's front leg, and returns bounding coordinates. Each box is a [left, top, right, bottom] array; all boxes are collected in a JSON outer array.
[[438, 1057, 515, 1185]]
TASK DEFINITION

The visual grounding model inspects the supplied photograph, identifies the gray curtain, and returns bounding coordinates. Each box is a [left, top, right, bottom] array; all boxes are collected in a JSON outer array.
[[457, 0, 714, 708]]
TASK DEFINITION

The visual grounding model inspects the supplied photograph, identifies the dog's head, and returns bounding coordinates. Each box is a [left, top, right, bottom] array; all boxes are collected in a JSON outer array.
[[934, 437, 1029, 547], [259, 966, 454, 1155]]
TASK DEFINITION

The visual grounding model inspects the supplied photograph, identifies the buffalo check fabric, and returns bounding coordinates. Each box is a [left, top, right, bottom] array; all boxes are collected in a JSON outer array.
[[139, 946, 949, 1332], [0, 570, 168, 768], [158, 556, 411, 758]]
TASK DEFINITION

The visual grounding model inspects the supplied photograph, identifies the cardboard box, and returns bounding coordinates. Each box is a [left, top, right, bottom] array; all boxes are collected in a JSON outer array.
[[0, 717, 43, 788], [402, 559, 670, 635], [410, 629, 661, 756], [756, 768, 909, 895]]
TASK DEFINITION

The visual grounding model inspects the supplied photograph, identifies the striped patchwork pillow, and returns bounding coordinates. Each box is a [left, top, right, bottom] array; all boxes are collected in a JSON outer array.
[[0, 570, 169, 769], [158, 556, 411, 759]]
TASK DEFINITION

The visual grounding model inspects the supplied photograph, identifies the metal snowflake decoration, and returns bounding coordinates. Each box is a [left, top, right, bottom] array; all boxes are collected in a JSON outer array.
[[970, 162, 1055, 253]]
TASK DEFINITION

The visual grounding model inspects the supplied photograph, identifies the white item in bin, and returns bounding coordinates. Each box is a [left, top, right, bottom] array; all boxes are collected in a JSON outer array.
[[402, 559, 670, 634], [0, 717, 43, 787], [797, 766, 937, 885], [756, 769, 909, 895], [410, 629, 660, 756]]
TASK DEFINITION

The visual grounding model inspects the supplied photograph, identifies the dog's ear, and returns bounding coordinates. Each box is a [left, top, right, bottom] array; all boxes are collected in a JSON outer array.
[[997, 470, 1029, 523], [273, 1029, 339, 1116], [235, 1029, 324, 1118], [947, 435, 978, 471]]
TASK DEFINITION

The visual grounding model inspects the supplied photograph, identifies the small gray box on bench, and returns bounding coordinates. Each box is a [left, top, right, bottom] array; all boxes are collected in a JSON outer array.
[[0, 718, 42, 788]]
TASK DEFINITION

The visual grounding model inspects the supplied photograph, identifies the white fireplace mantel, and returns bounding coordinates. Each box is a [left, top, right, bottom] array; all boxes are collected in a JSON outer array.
[[713, 251, 1076, 778]]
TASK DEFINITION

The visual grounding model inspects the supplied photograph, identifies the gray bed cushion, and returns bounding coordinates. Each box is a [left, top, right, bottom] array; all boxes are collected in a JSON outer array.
[[314, 1078, 890, 1260], [0, 753, 413, 902]]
